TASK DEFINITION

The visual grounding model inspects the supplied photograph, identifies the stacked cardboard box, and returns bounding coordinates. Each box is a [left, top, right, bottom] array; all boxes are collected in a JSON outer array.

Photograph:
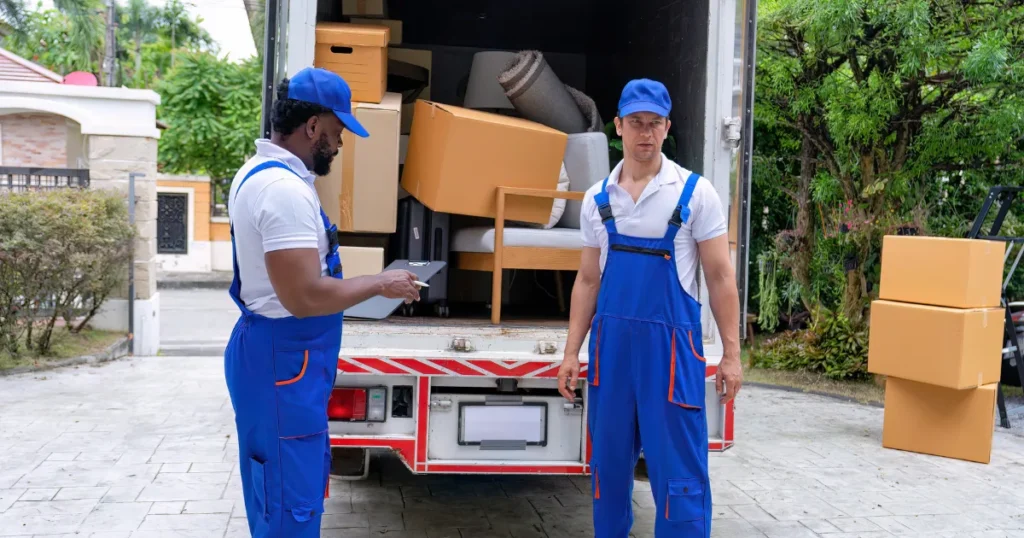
[[313, 21, 399, 274], [868, 235, 1006, 464]]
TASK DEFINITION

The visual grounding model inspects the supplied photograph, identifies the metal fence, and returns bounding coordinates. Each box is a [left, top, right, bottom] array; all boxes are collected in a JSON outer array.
[[0, 167, 91, 192]]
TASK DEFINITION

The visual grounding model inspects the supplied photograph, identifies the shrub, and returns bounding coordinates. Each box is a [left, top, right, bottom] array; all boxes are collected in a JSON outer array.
[[813, 313, 869, 381], [0, 189, 135, 356], [749, 312, 869, 381]]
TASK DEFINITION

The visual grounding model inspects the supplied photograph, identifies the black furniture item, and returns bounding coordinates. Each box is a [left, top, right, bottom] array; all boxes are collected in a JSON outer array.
[[965, 185, 1024, 429], [391, 197, 451, 317]]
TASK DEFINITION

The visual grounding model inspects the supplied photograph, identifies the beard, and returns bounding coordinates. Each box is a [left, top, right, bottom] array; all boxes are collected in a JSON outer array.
[[311, 133, 338, 176]]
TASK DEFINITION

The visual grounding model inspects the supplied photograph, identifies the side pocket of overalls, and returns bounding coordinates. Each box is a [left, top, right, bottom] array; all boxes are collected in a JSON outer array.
[[250, 457, 268, 522], [667, 327, 707, 410], [274, 347, 331, 523], [587, 317, 603, 386], [665, 477, 706, 532]]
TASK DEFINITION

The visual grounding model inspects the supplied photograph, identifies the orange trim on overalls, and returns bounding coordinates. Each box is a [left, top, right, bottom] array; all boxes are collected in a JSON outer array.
[[593, 319, 602, 386], [668, 331, 701, 410], [688, 331, 706, 362], [275, 350, 309, 386]]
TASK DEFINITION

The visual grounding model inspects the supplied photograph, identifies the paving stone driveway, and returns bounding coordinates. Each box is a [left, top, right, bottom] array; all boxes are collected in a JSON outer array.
[[2, 357, 1024, 538]]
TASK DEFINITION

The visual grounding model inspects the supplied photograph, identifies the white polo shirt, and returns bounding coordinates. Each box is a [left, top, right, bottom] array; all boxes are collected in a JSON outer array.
[[580, 154, 727, 300], [228, 140, 330, 318]]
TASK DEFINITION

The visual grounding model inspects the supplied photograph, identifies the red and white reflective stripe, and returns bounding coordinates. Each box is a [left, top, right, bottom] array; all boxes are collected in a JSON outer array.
[[338, 357, 589, 378]]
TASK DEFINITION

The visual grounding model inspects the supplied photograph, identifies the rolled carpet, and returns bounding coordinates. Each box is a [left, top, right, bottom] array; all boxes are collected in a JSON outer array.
[[498, 50, 589, 134]]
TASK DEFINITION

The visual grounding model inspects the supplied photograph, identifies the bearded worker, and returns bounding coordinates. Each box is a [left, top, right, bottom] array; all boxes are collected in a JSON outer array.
[[223, 67, 420, 537]]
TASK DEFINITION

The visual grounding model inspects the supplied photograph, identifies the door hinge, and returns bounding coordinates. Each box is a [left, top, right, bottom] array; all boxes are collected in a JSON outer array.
[[723, 117, 742, 149]]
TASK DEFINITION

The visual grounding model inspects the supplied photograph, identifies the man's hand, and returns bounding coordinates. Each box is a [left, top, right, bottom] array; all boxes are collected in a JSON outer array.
[[557, 353, 581, 402], [715, 354, 743, 403], [376, 270, 421, 304]]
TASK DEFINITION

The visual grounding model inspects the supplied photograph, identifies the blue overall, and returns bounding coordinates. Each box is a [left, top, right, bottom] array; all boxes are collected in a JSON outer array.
[[224, 160, 344, 538], [587, 172, 712, 538]]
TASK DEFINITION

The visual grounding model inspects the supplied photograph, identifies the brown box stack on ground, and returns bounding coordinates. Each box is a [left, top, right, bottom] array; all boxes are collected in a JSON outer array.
[[314, 92, 402, 234], [869, 235, 1006, 464], [882, 378, 998, 464], [400, 100, 567, 225], [314, 23, 389, 104]]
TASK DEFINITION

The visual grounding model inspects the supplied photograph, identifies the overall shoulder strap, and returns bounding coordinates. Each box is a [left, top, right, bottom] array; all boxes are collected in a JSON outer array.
[[665, 172, 701, 240], [227, 159, 302, 316], [231, 160, 299, 232], [593, 176, 617, 234]]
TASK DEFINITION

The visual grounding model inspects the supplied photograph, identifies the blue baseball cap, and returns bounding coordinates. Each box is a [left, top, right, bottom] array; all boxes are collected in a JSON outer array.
[[287, 67, 369, 138], [617, 78, 672, 119]]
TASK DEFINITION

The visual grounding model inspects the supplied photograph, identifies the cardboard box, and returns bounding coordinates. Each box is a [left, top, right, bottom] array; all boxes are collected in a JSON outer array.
[[879, 235, 1005, 308], [400, 100, 568, 225], [338, 246, 384, 278], [882, 378, 997, 464], [349, 18, 402, 44], [314, 23, 389, 104], [315, 93, 401, 233], [867, 300, 1003, 389], [387, 48, 432, 135], [342, 0, 386, 16]]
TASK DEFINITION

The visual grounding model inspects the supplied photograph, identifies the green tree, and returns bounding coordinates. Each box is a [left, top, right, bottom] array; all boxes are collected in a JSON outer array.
[[756, 0, 1024, 324], [3, 0, 105, 73], [157, 51, 262, 205]]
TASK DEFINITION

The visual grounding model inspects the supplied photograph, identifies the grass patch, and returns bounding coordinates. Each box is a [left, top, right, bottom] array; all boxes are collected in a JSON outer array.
[[0, 329, 126, 372], [744, 367, 885, 405]]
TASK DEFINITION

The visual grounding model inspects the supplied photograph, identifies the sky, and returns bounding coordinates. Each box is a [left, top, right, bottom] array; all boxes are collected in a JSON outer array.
[[28, 0, 257, 61]]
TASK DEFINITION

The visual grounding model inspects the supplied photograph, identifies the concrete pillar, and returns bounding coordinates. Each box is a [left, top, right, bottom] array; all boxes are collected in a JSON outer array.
[[86, 134, 161, 356]]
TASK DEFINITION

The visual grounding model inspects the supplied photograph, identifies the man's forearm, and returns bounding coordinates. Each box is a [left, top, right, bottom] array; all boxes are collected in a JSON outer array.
[[706, 270, 741, 360], [565, 277, 599, 356], [295, 275, 384, 318]]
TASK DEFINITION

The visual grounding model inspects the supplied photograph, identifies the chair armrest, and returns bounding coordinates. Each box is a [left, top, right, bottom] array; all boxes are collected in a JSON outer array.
[[492, 187, 586, 262], [497, 186, 587, 203]]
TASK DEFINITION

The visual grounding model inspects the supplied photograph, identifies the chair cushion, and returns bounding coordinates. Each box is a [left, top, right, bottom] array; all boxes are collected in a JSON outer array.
[[452, 226, 584, 253], [560, 132, 611, 229]]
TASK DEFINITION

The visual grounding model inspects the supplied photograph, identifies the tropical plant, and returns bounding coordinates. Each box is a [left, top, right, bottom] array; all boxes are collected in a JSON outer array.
[[3, 0, 104, 73], [756, 0, 1024, 325]]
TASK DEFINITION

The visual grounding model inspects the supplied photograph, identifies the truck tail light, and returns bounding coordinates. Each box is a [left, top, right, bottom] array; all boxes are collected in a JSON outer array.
[[328, 388, 367, 421], [328, 387, 387, 422]]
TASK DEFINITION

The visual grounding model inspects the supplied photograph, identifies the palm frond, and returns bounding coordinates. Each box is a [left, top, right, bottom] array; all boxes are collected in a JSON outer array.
[[0, 0, 26, 31]]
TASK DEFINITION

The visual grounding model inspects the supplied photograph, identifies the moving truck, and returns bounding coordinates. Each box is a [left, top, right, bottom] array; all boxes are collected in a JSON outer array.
[[258, 0, 757, 479]]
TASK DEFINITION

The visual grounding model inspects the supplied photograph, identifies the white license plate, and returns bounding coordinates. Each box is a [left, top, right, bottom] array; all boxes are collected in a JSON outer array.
[[458, 403, 548, 447]]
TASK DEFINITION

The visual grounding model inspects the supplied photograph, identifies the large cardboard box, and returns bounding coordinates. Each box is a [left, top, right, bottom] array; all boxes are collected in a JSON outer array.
[[314, 23, 389, 104], [315, 93, 401, 233], [882, 378, 997, 464], [338, 246, 384, 278], [867, 300, 1003, 389], [879, 235, 1005, 308], [400, 100, 568, 225]]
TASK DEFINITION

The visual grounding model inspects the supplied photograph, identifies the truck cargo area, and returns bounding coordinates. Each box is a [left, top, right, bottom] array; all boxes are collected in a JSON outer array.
[[264, 0, 753, 478]]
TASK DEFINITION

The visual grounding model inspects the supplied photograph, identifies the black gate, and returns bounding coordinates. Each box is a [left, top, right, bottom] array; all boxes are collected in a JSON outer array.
[[157, 192, 189, 254]]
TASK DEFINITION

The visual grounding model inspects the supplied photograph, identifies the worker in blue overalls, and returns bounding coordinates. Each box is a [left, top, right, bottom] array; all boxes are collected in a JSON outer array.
[[224, 67, 421, 538], [558, 79, 744, 537]]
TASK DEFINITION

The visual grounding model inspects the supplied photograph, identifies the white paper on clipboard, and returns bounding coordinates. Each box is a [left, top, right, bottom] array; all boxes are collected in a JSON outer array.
[[461, 405, 544, 444]]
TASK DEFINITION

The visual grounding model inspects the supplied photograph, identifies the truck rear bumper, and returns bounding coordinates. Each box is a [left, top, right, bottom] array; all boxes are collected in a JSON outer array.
[[327, 358, 734, 476]]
